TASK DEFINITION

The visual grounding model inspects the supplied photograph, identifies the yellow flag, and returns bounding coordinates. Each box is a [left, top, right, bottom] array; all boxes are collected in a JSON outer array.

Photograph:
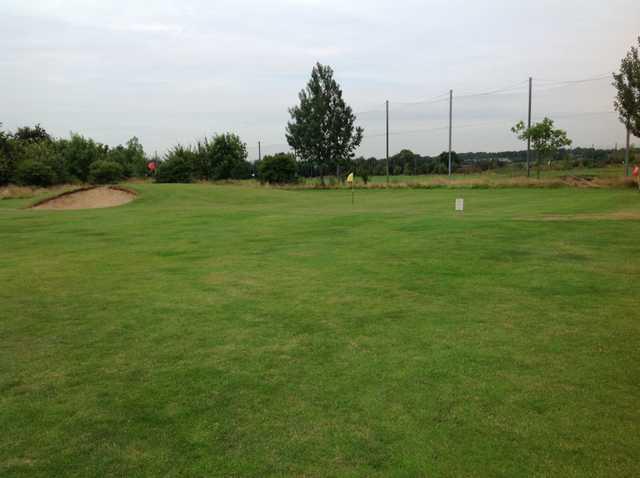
[[347, 172, 354, 183]]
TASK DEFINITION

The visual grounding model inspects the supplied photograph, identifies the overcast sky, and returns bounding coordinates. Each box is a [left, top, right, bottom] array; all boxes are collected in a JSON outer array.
[[1, 0, 639, 159]]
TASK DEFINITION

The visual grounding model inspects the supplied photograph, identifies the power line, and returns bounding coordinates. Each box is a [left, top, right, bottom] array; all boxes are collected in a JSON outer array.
[[455, 80, 529, 99], [354, 73, 611, 115], [360, 111, 616, 141], [534, 73, 611, 85], [533, 110, 616, 119]]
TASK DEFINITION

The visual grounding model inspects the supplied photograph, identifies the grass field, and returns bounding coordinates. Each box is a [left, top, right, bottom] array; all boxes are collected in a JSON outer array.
[[364, 165, 628, 183], [296, 165, 633, 188], [1, 184, 640, 476]]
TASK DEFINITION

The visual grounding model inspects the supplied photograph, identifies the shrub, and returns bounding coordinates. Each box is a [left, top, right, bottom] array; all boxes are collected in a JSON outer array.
[[258, 153, 298, 184], [107, 137, 147, 178], [11, 141, 67, 186], [88, 160, 123, 184], [57, 133, 108, 182], [155, 146, 195, 183], [356, 156, 371, 184], [0, 154, 12, 185], [196, 133, 250, 180], [0, 129, 15, 185], [15, 159, 57, 186]]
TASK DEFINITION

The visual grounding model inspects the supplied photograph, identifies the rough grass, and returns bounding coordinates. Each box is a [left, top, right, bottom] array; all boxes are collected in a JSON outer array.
[[0, 184, 79, 200], [1, 184, 640, 477], [296, 166, 637, 189], [292, 175, 636, 190]]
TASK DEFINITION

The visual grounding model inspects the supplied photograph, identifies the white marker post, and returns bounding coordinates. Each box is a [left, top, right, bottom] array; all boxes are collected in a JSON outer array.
[[455, 198, 464, 212]]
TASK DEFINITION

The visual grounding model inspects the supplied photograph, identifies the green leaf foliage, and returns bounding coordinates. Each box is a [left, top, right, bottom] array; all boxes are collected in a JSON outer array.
[[88, 160, 124, 184], [155, 145, 196, 183], [258, 152, 298, 184], [194, 133, 250, 180], [107, 137, 147, 178], [286, 63, 363, 182], [512, 118, 572, 158], [23, 141, 66, 182], [612, 36, 640, 137], [57, 133, 109, 182], [0, 124, 17, 185], [15, 159, 57, 187]]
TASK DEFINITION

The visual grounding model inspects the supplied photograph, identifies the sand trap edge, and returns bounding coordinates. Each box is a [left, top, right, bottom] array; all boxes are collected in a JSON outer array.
[[29, 186, 138, 210]]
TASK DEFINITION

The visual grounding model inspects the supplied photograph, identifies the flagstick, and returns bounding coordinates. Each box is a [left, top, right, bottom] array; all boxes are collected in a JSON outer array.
[[351, 181, 354, 205]]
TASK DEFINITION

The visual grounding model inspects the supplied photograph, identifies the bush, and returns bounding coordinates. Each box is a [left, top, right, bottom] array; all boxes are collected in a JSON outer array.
[[57, 133, 108, 182], [0, 134, 15, 185], [0, 154, 12, 185], [88, 160, 123, 184], [12, 141, 67, 186], [355, 157, 372, 184], [15, 159, 57, 186], [258, 153, 298, 184], [195, 133, 250, 180], [107, 137, 147, 178], [155, 146, 195, 183]]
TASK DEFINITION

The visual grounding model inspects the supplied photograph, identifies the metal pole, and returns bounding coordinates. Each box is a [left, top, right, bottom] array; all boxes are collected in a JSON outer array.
[[625, 127, 630, 177], [448, 89, 452, 177], [386, 100, 389, 183], [527, 77, 532, 177], [258, 141, 261, 162]]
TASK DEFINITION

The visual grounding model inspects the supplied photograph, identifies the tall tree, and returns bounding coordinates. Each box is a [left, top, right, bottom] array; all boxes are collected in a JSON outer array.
[[286, 63, 363, 184], [512, 117, 572, 179], [613, 36, 640, 176]]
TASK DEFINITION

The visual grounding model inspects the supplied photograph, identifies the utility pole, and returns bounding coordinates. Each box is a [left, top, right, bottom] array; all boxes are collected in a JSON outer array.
[[448, 89, 452, 177], [258, 141, 261, 162], [527, 77, 532, 178], [386, 100, 389, 183], [625, 127, 630, 176]]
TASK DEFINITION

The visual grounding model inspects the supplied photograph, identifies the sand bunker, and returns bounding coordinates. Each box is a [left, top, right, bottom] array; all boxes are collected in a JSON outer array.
[[32, 186, 136, 210]]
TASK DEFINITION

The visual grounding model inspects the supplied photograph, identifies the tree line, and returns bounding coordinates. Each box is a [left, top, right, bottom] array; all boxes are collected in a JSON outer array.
[[1, 121, 633, 188], [0, 124, 147, 186], [260, 146, 633, 184], [0, 125, 257, 186]]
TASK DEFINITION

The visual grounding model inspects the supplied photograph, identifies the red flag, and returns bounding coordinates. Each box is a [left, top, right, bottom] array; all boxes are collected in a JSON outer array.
[[147, 162, 157, 172], [633, 165, 639, 177]]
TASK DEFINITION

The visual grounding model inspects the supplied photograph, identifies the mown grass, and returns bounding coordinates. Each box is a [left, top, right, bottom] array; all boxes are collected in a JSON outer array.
[[1, 184, 639, 477]]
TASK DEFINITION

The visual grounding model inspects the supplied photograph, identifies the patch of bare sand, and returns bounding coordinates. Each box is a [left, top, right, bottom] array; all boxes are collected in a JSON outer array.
[[32, 187, 136, 210]]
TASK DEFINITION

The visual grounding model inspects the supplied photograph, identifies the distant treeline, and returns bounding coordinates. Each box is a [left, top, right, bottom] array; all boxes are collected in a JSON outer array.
[[0, 123, 633, 186], [323, 147, 630, 180]]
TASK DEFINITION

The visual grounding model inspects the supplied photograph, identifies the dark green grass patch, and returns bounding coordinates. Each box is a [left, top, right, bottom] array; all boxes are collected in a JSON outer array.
[[1, 184, 639, 476]]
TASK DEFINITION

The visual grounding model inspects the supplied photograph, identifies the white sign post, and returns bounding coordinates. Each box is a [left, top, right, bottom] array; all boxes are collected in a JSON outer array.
[[455, 198, 464, 212]]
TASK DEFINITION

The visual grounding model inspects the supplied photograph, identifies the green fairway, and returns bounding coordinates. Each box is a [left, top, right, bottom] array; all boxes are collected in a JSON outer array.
[[1, 184, 639, 476]]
